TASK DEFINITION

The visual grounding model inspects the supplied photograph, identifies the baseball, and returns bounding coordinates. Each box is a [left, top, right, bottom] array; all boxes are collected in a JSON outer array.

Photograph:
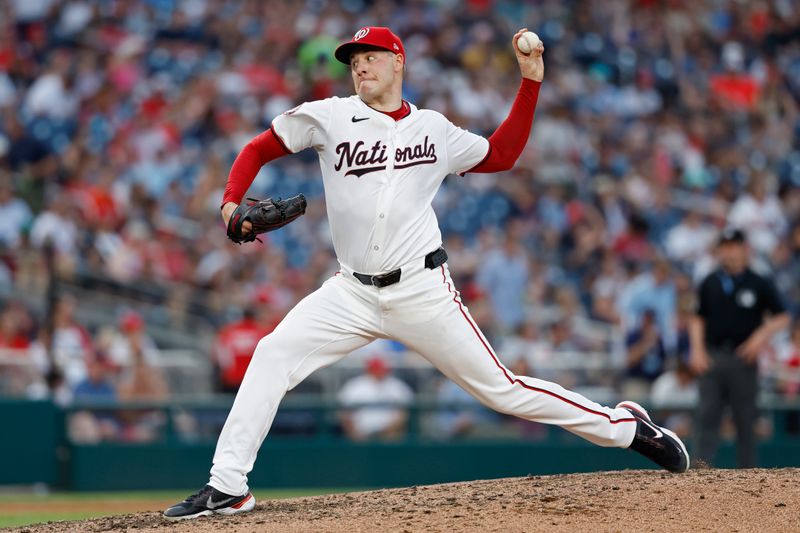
[[517, 31, 542, 55]]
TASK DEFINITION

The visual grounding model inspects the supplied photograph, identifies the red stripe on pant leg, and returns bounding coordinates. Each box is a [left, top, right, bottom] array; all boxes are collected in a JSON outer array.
[[439, 266, 635, 425]]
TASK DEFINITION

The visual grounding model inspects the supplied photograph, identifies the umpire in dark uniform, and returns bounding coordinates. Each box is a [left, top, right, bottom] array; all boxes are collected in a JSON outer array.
[[689, 227, 790, 467]]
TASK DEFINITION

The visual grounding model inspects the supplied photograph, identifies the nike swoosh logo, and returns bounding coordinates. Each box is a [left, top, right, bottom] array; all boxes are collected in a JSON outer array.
[[351, 116, 369, 123], [640, 418, 663, 439], [206, 495, 236, 509]]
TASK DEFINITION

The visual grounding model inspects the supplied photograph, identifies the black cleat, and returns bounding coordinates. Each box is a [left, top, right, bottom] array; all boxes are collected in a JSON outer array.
[[618, 401, 690, 473], [163, 484, 255, 521]]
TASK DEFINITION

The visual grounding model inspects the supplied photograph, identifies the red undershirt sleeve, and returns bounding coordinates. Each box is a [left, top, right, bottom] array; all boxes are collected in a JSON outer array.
[[468, 78, 541, 174], [221, 126, 292, 206]]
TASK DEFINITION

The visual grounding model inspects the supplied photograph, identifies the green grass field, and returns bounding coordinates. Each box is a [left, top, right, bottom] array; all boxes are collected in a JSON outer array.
[[0, 488, 356, 529]]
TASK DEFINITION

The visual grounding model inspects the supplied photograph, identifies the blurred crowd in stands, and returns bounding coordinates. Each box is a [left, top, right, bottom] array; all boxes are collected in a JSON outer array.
[[1, 0, 800, 443]]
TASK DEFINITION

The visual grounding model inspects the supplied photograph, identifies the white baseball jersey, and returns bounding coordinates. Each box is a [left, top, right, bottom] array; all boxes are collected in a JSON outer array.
[[271, 96, 489, 274], [208, 94, 645, 497]]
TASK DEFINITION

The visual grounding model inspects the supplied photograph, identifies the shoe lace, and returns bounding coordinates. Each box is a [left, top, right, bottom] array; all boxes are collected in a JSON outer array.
[[184, 485, 213, 504]]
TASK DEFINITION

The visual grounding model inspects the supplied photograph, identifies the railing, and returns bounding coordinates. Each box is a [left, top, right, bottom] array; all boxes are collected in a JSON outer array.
[[0, 348, 213, 396], [4, 344, 799, 402], [0, 345, 627, 393], [57, 393, 800, 447]]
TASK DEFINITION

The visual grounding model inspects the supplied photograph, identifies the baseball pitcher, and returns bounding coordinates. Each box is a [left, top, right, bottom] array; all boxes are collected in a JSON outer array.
[[164, 26, 689, 520]]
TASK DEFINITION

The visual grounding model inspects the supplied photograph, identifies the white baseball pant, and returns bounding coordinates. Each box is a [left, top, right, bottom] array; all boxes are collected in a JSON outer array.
[[209, 257, 637, 496]]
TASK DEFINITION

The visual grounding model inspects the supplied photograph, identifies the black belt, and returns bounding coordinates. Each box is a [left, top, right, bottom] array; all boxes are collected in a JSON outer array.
[[353, 247, 447, 288]]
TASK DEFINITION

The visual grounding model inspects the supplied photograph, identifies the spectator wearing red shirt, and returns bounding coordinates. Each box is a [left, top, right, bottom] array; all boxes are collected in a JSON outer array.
[[612, 213, 654, 264], [213, 293, 281, 393], [709, 42, 760, 111], [0, 305, 30, 350], [0, 304, 32, 396], [776, 321, 800, 399]]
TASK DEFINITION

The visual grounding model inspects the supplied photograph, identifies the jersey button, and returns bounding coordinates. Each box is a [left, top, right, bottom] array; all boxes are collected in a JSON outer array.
[[379, 213, 385, 219], [373, 245, 380, 251]]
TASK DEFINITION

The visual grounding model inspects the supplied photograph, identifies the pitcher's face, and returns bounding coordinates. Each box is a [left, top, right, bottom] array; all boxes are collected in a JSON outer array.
[[350, 49, 402, 102]]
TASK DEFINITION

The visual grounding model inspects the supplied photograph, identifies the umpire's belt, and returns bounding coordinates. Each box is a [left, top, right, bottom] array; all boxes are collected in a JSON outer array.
[[353, 247, 448, 288]]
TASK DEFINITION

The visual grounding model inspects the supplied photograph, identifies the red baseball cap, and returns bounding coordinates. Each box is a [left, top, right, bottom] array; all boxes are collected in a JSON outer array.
[[119, 310, 144, 332], [365, 356, 389, 377], [334, 26, 405, 65]]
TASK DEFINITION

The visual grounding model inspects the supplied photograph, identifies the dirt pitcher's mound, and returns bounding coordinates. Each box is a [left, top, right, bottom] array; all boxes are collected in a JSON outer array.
[[11, 468, 800, 533]]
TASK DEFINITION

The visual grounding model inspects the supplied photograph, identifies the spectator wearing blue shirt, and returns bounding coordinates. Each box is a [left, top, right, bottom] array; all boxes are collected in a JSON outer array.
[[69, 356, 119, 443], [476, 222, 529, 333], [0, 181, 32, 249], [73, 357, 116, 402], [625, 309, 667, 387], [618, 258, 677, 351]]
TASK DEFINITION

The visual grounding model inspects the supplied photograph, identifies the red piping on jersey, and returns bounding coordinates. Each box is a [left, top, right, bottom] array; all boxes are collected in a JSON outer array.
[[222, 128, 291, 206], [466, 78, 541, 174], [439, 265, 636, 425]]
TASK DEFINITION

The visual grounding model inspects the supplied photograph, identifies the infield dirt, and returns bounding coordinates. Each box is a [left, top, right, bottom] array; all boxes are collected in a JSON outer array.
[[8, 468, 800, 532]]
